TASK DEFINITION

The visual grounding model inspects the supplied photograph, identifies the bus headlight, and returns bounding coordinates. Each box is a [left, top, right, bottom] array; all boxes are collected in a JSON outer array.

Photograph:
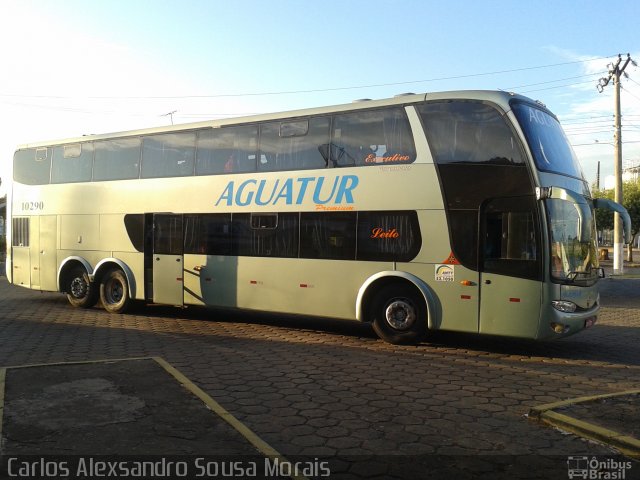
[[551, 300, 577, 313]]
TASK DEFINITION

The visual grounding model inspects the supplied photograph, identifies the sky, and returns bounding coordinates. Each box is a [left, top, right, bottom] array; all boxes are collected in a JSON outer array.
[[1, 0, 639, 197]]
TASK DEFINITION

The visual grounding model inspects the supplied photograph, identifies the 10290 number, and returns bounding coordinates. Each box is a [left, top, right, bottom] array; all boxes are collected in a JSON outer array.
[[21, 201, 44, 211]]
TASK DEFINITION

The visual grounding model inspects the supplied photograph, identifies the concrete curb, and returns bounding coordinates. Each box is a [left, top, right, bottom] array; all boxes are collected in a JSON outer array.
[[529, 390, 640, 459]]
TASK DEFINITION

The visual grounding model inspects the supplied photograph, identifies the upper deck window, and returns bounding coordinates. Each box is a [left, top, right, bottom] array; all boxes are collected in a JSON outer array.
[[258, 117, 329, 172], [418, 101, 524, 165], [196, 125, 257, 175], [511, 102, 583, 179], [94, 138, 141, 181], [142, 132, 196, 178], [331, 108, 416, 167], [13, 148, 51, 185], [13, 106, 417, 185], [51, 143, 93, 183]]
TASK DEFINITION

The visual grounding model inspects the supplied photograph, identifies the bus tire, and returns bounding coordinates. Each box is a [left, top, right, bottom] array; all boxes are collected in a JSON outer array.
[[371, 283, 426, 345], [100, 268, 131, 314], [65, 266, 98, 309]]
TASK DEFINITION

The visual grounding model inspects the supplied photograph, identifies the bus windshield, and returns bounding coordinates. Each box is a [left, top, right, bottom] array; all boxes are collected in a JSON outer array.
[[547, 198, 599, 284], [512, 102, 584, 179]]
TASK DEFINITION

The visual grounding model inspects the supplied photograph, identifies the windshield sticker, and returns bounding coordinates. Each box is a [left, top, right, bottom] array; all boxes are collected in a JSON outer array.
[[435, 264, 455, 282], [215, 175, 359, 208]]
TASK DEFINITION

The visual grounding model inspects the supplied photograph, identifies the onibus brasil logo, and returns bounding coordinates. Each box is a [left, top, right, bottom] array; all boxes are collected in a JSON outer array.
[[567, 456, 632, 479]]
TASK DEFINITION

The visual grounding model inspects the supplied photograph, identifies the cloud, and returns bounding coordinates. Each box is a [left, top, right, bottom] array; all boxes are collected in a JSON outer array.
[[543, 48, 640, 187]]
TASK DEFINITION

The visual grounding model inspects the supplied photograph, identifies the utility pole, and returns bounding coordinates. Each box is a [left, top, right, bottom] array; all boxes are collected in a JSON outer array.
[[598, 54, 634, 275]]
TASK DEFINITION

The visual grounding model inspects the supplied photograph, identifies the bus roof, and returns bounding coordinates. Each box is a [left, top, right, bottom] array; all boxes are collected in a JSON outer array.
[[15, 90, 543, 150]]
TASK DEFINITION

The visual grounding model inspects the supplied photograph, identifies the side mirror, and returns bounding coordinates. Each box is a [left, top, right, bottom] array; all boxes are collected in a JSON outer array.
[[593, 198, 632, 244], [596, 267, 605, 279]]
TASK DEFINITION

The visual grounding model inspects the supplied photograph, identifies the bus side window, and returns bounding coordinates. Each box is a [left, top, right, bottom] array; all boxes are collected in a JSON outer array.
[[332, 112, 375, 166], [51, 143, 93, 183], [331, 108, 415, 167], [356, 211, 421, 262], [153, 215, 183, 255], [484, 210, 536, 260], [142, 132, 196, 179], [296, 117, 330, 170], [419, 102, 525, 166], [184, 214, 232, 255], [258, 123, 281, 172], [300, 212, 357, 260], [196, 126, 257, 175], [13, 148, 52, 185], [257, 118, 330, 173], [233, 213, 298, 258], [94, 138, 142, 181], [482, 197, 541, 280]]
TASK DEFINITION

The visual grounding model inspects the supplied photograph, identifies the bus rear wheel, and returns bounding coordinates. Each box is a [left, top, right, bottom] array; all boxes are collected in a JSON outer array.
[[371, 284, 426, 345], [66, 266, 98, 309], [100, 268, 131, 314]]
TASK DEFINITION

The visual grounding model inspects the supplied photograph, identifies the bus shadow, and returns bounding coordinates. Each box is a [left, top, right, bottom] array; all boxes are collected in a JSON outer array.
[[124, 301, 379, 341], [420, 325, 640, 366], [121, 301, 640, 366], [5, 282, 638, 367], [74, 295, 640, 366]]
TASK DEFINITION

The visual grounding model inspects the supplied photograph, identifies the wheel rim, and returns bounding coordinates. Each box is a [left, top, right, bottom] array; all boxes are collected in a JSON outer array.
[[70, 277, 88, 299], [384, 298, 417, 331], [105, 279, 124, 305]]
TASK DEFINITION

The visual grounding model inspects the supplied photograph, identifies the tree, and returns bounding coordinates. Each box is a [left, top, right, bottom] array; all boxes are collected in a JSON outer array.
[[623, 181, 640, 262], [592, 181, 640, 262], [593, 187, 614, 232]]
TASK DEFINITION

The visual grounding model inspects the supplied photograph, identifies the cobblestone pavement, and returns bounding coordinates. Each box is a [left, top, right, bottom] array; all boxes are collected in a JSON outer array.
[[0, 268, 638, 479]]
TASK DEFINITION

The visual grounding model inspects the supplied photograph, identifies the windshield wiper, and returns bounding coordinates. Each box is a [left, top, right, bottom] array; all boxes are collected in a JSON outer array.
[[566, 269, 599, 283], [566, 271, 581, 282]]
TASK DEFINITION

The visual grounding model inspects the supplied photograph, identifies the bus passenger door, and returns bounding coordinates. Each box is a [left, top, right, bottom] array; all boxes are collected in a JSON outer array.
[[28, 215, 57, 290], [150, 214, 184, 307], [38, 215, 57, 291], [29, 216, 40, 288], [479, 197, 542, 338]]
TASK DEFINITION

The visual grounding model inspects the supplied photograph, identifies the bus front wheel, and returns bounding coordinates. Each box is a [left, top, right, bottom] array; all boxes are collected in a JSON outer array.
[[65, 266, 98, 309], [371, 284, 426, 345], [100, 268, 131, 314]]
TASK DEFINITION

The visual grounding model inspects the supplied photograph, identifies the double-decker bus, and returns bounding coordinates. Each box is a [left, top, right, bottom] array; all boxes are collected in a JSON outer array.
[[5, 91, 630, 344]]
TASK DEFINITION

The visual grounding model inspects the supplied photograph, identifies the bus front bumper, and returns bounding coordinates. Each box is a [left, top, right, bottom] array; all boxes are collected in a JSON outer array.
[[541, 305, 599, 339]]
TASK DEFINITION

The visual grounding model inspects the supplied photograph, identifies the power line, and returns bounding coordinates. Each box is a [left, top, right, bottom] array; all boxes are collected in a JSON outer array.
[[501, 72, 602, 91], [626, 75, 640, 88], [621, 84, 640, 103], [565, 129, 615, 136], [519, 79, 602, 94], [0, 98, 265, 118], [0, 55, 616, 100], [572, 140, 640, 146], [561, 117, 613, 125], [564, 125, 614, 132]]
